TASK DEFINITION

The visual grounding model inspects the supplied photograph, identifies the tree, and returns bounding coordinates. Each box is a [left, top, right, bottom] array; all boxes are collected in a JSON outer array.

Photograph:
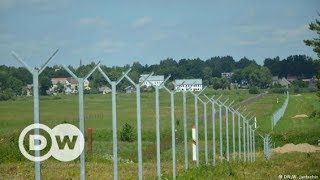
[[56, 82, 65, 93], [39, 76, 51, 95], [304, 14, 320, 58], [304, 14, 320, 102], [210, 77, 221, 90]]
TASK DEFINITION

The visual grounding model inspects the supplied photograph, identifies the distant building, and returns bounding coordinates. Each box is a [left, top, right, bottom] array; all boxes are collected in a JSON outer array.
[[99, 86, 112, 94], [125, 85, 136, 93], [23, 84, 33, 96], [139, 74, 164, 88], [221, 72, 234, 79], [272, 76, 291, 88], [49, 77, 90, 94], [304, 76, 318, 88], [174, 79, 203, 92], [287, 75, 298, 82]]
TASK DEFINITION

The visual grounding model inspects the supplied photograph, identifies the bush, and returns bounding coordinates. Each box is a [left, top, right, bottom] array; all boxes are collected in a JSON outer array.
[[293, 86, 301, 93], [120, 123, 136, 142], [249, 86, 259, 94], [0, 89, 15, 101], [270, 87, 287, 94]]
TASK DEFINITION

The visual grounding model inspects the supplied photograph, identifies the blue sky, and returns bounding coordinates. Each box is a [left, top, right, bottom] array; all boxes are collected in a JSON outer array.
[[0, 0, 319, 67]]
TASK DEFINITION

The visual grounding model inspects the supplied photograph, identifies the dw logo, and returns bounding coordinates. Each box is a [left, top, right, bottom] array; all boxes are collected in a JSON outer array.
[[19, 123, 84, 162]]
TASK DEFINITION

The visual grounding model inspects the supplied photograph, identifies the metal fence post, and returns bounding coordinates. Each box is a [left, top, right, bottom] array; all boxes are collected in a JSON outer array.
[[194, 94, 199, 166], [249, 125, 252, 162], [183, 91, 188, 169], [246, 121, 250, 161], [219, 104, 223, 163], [63, 62, 100, 180], [98, 67, 131, 180], [12, 50, 58, 180], [163, 83, 177, 179], [225, 100, 233, 162], [155, 86, 161, 178], [211, 101, 216, 166], [253, 129, 256, 161], [243, 116, 246, 161], [146, 76, 170, 179], [232, 111, 235, 161], [111, 81, 118, 180], [204, 102, 208, 165], [125, 72, 153, 180], [225, 106, 229, 161], [237, 112, 241, 160], [33, 70, 41, 180], [198, 97, 209, 165], [78, 78, 85, 180], [170, 92, 176, 179], [204, 94, 218, 166], [136, 85, 143, 180]]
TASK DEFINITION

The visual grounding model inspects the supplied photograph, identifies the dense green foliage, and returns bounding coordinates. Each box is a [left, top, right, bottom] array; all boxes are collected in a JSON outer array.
[[248, 86, 260, 94], [0, 54, 319, 100], [304, 14, 320, 58], [264, 55, 318, 78], [119, 123, 136, 142]]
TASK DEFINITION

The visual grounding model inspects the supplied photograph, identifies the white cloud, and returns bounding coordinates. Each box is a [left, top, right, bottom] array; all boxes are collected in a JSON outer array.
[[0, 32, 67, 66], [94, 39, 125, 53], [79, 17, 108, 26], [131, 16, 152, 28], [235, 24, 310, 46]]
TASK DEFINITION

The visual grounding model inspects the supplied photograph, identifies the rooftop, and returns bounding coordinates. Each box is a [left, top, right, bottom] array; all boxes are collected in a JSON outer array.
[[174, 79, 202, 85]]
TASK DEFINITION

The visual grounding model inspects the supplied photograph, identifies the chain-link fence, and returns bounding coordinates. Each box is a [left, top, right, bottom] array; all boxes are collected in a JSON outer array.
[[271, 92, 289, 129], [12, 51, 258, 180]]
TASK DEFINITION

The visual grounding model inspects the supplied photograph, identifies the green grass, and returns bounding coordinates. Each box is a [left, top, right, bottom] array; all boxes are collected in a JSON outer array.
[[0, 89, 319, 179], [176, 152, 320, 179]]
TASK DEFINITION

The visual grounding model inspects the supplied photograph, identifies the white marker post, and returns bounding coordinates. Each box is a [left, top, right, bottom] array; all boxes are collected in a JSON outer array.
[[192, 125, 197, 161]]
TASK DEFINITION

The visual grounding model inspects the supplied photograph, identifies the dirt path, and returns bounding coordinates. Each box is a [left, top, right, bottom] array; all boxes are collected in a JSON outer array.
[[235, 91, 268, 108], [273, 143, 320, 153]]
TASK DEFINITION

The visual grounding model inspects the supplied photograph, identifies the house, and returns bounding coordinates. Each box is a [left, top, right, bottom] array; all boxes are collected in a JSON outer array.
[[287, 75, 298, 82], [83, 79, 90, 90], [125, 85, 136, 93], [174, 79, 203, 92], [302, 76, 318, 88], [49, 77, 90, 94], [99, 86, 112, 94], [272, 76, 291, 88], [23, 84, 33, 96], [139, 74, 164, 88], [221, 72, 234, 79]]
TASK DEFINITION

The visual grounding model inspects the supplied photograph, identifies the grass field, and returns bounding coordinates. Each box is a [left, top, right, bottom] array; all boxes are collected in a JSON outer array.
[[0, 89, 319, 179]]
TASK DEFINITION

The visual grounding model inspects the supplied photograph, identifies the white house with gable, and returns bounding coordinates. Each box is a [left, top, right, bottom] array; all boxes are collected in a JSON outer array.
[[174, 79, 203, 92], [139, 74, 164, 88]]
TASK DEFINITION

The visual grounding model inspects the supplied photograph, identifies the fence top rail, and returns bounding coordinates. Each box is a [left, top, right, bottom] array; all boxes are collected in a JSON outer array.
[[97, 66, 112, 84], [227, 100, 235, 107], [197, 96, 209, 105], [218, 98, 229, 107], [84, 62, 101, 80], [11, 49, 59, 75], [138, 72, 154, 86], [39, 49, 59, 74], [117, 68, 132, 85], [97, 66, 132, 86], [62, 61, 100, 81]]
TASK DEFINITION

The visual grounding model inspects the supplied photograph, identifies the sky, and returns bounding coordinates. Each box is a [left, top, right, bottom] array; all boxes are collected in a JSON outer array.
[[0, 0, 319, 68]]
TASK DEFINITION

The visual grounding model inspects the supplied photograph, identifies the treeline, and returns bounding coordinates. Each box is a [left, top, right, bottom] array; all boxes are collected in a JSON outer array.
[[0, 54, 319, 100]]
